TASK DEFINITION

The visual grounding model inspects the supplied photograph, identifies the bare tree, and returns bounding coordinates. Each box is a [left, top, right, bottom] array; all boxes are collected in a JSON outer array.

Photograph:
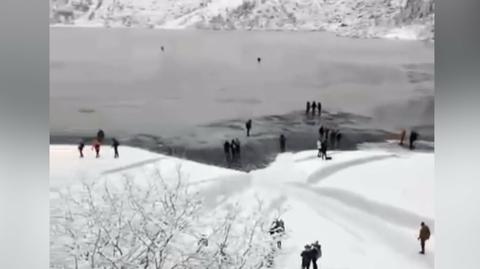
[[51, 167, 280, 269]]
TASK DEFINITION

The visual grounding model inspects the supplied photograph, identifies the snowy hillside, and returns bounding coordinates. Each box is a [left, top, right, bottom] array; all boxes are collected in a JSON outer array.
[[50, 144, 434, 268], [50, 0, 434, 40]]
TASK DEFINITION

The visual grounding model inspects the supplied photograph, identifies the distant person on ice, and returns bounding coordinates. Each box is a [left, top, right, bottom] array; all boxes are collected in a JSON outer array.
[[317, 101, 322, 116], [97, 129, 105, 143], [418, 222, 431, 254], [92, 139, 101, 158], [318, 126, 324, 140], [230, 139, 239, 160], [300, 245, 314, 269], [257, 57, 261, 63], [223, 140, 231, 163], [399, 129, 406, 146], [311, 101, 317, 115], [78, 140, 85, 158], [245, 119, 252, 137], [112, 138, 120, 158], [279, 134, 286, 152], [306, 101, 311, 114], [409, 130, 419, 150]]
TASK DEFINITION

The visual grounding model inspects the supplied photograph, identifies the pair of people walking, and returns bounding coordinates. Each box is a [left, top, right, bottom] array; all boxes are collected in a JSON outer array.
[[301, 241, 322, 269], [223, 138, 241, 164], [306, 101, 322, 116]]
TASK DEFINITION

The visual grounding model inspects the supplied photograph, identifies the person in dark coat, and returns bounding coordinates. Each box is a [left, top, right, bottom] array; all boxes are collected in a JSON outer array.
[[321, 139, 328, 159], [235, 138, 241, 156], [245, 119, 252, 137], [78, 140, 85, 158], [399, 129, 406, 146], [306, 102, 311, 114], [336, 131, 342, 147], [311, 241, 321, 269], [418, 222, 431, 254], [279, 134, 286, 152], [112, 138, 120, 158], [223, 141, 231, 163], [318, 126, 325, 140], [317, 102, 322, 116], [257, 57, 261, 63], [311, 101, 317, 115], [230, 139, 238, 160], [409, 131, 419, 150], [301, 245, 314, 269], [97, 129, 105, 143]]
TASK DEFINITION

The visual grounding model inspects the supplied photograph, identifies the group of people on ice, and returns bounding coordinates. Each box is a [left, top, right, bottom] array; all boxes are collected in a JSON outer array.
[[301, 241, 322, 269], [306, 101, 322, 116], [223, 138, 241, 163], [78, 129, 120, 159]]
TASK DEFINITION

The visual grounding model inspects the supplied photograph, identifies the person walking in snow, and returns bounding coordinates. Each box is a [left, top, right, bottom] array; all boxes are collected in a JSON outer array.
[[311, 241, 322, 269], [78, 140, 85, 158], [317, 102, 322, 116], [245, 119, 252, 137], [92, 139, 101, 158], [409, 130, 419, 150], [321, 139, 328, 160], [306, 101, 311, 114], [399, 129, 406, 146], [418, 222, 431, 254], [223, 140, 231, 164], [311, 101, 317, 115], [279, 134, 287, 152], [112, 138, 120, 158], [301, 245, 314, 269]]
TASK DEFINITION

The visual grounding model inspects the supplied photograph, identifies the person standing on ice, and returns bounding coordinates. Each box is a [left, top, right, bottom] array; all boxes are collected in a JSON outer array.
[[318, 126, 324, 140], [399, 129, 406, 146], [223, 140, 231, 164], [301, 245, 313, 269], [92, 139, 101, 158], [257, 57, 261, 63], [245, 119, 252, 137], [306, 101, 311, 114], [317, 101, 322, 116], [97, 129, 105, 143], [311, 101, 317, 115], [409, 130, 419, 150], [112, 138, 120, 158], [418, 222, 431, 254], [78, 140, 85, 158], [279, 134, 286, 152]]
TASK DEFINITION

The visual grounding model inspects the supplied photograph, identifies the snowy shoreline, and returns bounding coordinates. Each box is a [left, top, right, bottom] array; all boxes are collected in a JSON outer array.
[[50, 142, 434, 269]]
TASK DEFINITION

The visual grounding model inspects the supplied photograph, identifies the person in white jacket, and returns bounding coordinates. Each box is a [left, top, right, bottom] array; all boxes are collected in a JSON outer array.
[[317, 139, 322, 158]]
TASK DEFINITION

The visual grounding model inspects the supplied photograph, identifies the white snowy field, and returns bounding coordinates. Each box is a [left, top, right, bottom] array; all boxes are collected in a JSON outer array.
[[50, 144, 434, 269]]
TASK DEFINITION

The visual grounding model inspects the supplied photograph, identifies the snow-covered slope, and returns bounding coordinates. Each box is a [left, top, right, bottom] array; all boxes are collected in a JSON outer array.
[[50, 143, 434, 268], [50, 0, 434, 40]]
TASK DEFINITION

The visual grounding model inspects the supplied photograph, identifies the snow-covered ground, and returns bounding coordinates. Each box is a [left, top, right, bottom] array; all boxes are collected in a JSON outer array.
[[50, 143, 434, 268]]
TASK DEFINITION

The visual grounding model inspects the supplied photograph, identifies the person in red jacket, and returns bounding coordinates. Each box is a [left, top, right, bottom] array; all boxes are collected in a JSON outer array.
[[92, 139, 101, 158]]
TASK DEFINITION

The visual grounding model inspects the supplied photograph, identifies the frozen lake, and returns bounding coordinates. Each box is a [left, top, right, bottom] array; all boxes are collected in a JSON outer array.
[[50, 28, 433, 169]]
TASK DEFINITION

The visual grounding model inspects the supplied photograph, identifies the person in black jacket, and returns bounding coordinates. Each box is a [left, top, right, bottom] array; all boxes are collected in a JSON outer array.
[[224, 141, 231, 163], [311, 241, 321, 269], [317, 102, 322, 116], [306, 101, 311, 114], [279, 134, 287, 152], [78, 140, 85, 158], [245, 119, 252, 137], [112, 138, 120, 158], [409, 131, 419, 150], [311, 102, 317, 115]]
